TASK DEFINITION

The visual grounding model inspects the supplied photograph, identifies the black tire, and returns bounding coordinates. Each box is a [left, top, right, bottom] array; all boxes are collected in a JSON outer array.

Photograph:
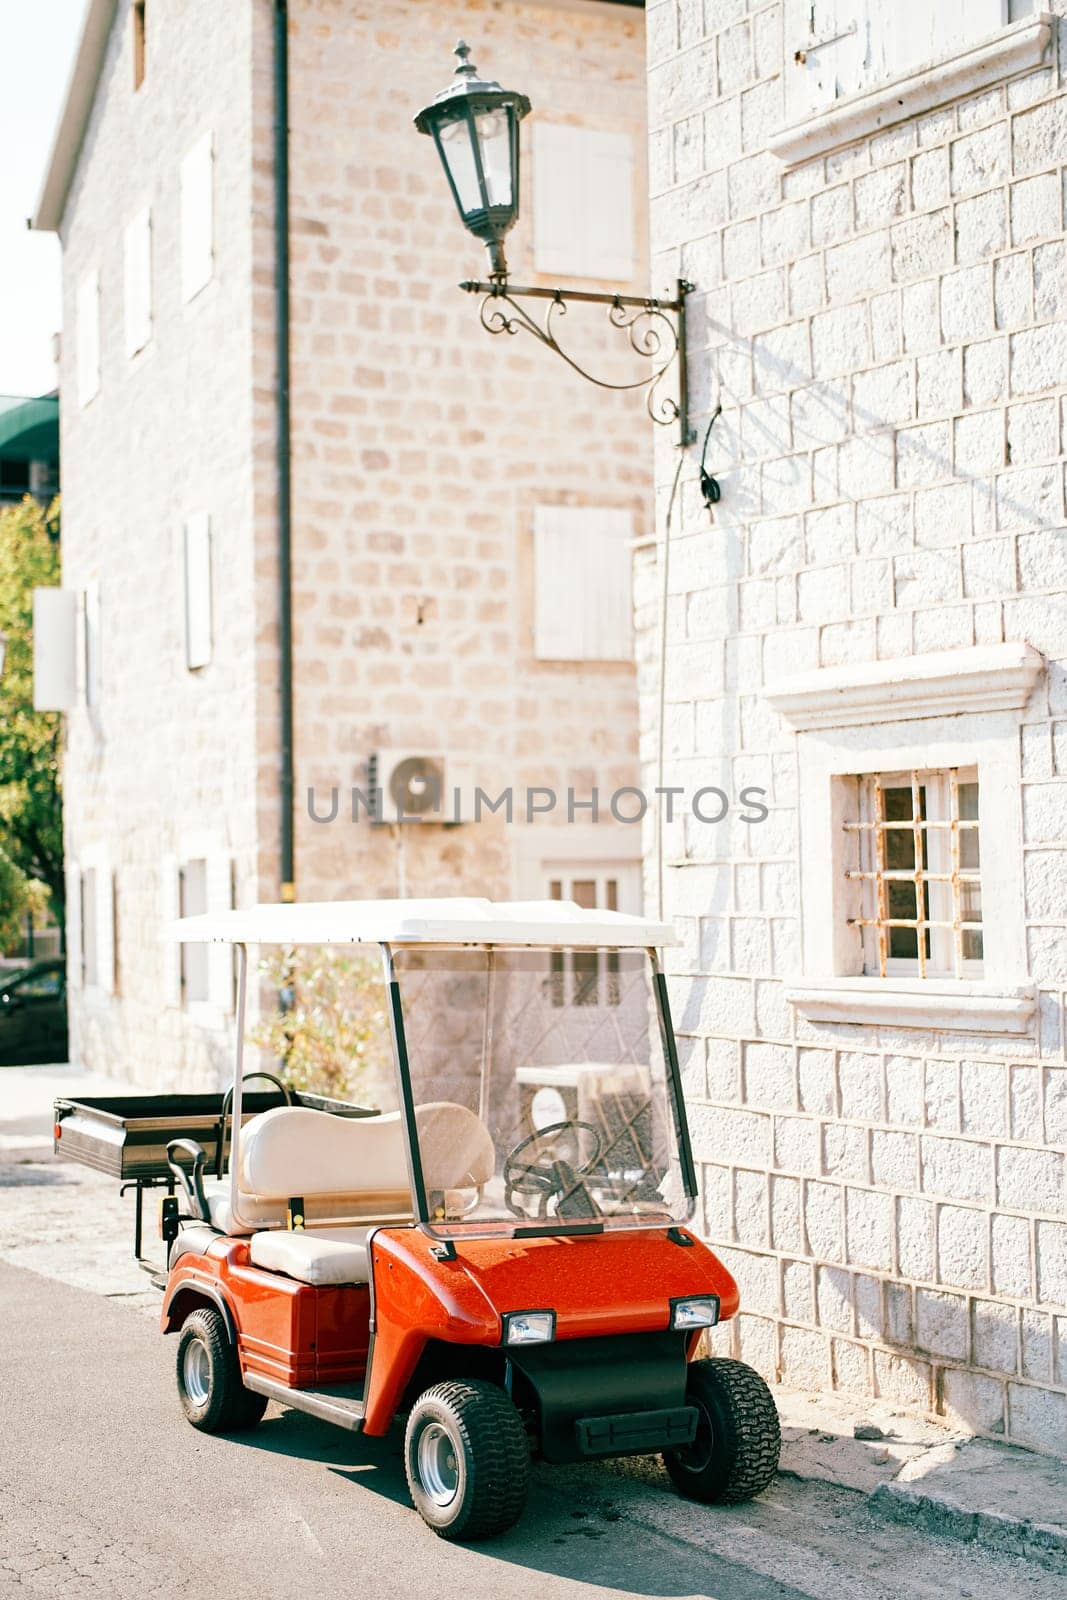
[[404, 1379, 529, 1541], [663, 1357, 780, 1504], [176, 1307, 268, 1433]]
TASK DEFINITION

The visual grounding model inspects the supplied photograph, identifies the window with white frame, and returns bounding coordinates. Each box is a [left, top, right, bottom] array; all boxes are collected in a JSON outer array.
[[784, 0, 1035, 121], [845, 769, 983, 980], [183, 513, 213, 669], [180, 131, 214, 303], [531, 124, 635, 282], [533, 505, 633, 662], [545, 866, 640, 1008], [72, 859, 115, 993], [165, 850, 234, 1013], [80, 868, 98, 988], [766, 641, 1041, 1034], [124, 206, 152, 358], [179, 859, 210, 1003], [76, 270, 100, 407]]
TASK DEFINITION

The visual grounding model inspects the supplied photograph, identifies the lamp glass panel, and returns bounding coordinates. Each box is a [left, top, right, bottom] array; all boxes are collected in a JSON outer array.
[[437, 110, 482, 216], [474, 106, 513, 207]]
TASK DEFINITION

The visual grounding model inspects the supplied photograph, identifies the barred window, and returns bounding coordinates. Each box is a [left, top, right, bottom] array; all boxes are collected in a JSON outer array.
[[845, 769, 983, 979], [547, 872, 622, 1007]]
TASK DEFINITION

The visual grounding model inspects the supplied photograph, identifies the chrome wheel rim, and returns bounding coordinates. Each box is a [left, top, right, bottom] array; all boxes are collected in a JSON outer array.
[[183, 1338, 211, 1406], [416, 1421, 461, 1508]]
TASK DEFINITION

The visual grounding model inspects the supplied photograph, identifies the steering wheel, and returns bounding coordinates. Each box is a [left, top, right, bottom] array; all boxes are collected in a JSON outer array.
[[214, 1071, 294, 1177], [504, 1120, 604, 1220]]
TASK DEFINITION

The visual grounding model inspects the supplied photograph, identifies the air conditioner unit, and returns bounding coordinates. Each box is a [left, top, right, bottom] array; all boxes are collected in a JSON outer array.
[[368, 750, 476, 825]]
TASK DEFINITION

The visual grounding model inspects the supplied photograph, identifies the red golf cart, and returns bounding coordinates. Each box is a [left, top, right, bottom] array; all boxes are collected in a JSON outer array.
[[58, 898, 779, 1540]]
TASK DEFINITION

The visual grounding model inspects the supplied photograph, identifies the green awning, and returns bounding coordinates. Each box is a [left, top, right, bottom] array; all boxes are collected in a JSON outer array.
[[0, 395, 59, 462]]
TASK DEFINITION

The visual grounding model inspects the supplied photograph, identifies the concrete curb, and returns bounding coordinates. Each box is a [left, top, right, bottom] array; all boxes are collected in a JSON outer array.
[[869, 1479, 1067, 1573]]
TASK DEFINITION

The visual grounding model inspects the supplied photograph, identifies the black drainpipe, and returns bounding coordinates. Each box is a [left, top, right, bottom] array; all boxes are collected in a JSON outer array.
[[273, 0, 295, 903]]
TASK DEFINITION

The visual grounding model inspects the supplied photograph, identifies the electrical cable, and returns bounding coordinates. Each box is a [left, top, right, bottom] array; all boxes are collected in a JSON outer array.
[[655, 448, 686, 922], [699, 403, 723, 511]]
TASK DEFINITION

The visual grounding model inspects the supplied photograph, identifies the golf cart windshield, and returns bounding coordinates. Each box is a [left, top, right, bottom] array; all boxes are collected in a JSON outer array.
[[390, 945, 695, 1239]]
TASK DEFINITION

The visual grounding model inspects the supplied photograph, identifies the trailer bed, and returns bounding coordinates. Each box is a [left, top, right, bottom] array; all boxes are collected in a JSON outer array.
[[53, 1089, 373, 1181]]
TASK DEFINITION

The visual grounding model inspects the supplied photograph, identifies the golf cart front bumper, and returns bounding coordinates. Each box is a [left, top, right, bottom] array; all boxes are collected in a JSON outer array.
[[575, 1404, 697, 1457], [508, 1329, 695, 1463]]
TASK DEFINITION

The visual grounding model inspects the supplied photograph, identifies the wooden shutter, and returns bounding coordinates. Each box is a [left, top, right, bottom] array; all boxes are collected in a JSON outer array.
[[207, 854, 235, 1012], [33, 589, 78, 711], [76, 270, 99, 406], [532, 124, 635, 281], [533, 506, 633, 661], [785, 0, 1011, 119], [83, 582, 101, 708], [161, 856, 181, 1007], [124, 206, 152, 357], [65, 864, 82, 990], [183, 514, 213, 669], [180, 131, 214, 303]]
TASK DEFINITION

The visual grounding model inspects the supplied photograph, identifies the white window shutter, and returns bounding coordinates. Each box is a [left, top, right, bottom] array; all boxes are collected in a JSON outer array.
[[533, 508, 581, 659], [584, 510, 634, 659], [183, 514, 213, 669], [76, 270, 100, 406], [33, 588, 78, 711], [83, 582, 101, 707], [207, 855, 235, 1012], [161, 856, 181, 1007], [124, 206, 152, 357], [97, 868, 115, 996], [180, 131, 214, 303], [533, 124, 635, 281], [786, 0, 1011, 116], [533, 124, 583, 276], [65, 865, 82, 989], [584, 132, 635, 281], [534, 506, 632, 661]]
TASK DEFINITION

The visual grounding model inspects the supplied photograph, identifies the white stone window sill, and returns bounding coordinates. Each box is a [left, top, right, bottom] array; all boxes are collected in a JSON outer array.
[[764, 642, 1044, 732], [786, 978, 1036, 1035], [770, 14, 1054, 168]]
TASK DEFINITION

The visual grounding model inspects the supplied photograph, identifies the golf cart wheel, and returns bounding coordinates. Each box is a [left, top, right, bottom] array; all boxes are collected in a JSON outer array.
[[404, 1379, 529, 1541], [664, 1357, 780, 1505], [176, 1307, 267, 1433]]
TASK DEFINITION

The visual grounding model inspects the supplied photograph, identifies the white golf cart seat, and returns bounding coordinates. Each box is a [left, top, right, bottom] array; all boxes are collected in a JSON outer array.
[[209, 1101, 494, 1286]]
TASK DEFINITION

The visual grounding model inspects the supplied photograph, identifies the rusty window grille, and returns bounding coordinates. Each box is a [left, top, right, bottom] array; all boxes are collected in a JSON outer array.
[[845, 770, 983, 979]]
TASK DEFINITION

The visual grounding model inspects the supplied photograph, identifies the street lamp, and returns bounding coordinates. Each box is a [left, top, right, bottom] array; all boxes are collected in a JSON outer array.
[[414, 41, 529, 281], [415, 42, 694, 446]]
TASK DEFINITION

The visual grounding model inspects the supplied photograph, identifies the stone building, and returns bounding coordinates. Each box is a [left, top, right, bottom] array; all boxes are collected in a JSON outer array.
[[641, 1, 1066, 1452], [32, 0, 650, 1086]]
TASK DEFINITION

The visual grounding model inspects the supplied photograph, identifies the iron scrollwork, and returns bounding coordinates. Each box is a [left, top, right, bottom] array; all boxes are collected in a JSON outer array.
[[461, 277, 695, 446]]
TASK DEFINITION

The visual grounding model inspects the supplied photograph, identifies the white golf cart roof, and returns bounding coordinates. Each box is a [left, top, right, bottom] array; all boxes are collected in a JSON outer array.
[[170, 896, 677, 949]]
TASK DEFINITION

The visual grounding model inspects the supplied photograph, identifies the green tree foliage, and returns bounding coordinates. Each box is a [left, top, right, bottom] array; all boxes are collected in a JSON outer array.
[[0, 497, 63, 944], [250, 947, 393, 1105]]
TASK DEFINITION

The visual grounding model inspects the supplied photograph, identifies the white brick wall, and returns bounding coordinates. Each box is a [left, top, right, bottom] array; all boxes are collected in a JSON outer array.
[[643, 1, 1067, 1454]]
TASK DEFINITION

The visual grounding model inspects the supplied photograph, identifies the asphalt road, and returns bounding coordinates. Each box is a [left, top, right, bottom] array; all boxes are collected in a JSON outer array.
[[0, 1261, 1060, 1600]]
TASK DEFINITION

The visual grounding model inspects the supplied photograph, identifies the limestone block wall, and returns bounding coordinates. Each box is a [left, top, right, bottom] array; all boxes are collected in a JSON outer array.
[[57, 0, 261, 1087], [249, 0, 652, 906], [642, 0, 1067, 1452]]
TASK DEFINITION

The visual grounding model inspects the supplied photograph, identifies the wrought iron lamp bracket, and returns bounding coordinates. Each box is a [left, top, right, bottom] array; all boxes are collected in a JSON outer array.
[[459, 276, 696, 447]]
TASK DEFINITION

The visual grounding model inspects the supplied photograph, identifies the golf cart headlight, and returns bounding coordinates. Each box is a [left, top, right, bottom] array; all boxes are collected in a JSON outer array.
[[670, 1295, 720, 1331], [503, 1309, 556, 1346]]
